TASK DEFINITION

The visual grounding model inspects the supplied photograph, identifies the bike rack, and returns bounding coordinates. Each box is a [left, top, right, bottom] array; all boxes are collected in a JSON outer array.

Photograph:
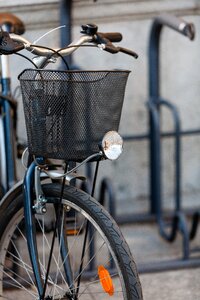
[[147, 13, 197, 260], [98, 14, 200, 270]]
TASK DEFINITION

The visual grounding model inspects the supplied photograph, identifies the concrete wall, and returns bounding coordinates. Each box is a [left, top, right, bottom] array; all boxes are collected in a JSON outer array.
[[1, 0, 200, 215]]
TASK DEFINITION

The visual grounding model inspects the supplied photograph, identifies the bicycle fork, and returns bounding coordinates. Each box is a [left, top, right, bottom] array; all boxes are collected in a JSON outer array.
[[23, 161, 75, 300]]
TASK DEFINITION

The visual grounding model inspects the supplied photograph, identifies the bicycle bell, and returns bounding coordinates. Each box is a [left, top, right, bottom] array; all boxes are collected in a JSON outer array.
[[101, 131, 123, 160]]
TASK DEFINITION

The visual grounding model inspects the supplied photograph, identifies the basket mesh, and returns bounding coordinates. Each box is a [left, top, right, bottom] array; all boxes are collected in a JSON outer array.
[[19, 69, 130, 161]]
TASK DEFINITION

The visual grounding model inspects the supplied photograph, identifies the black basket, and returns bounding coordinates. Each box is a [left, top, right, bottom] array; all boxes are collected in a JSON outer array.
[[18, 69, 130, 162]]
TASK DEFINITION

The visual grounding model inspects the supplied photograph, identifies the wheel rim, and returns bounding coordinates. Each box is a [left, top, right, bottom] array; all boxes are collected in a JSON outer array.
[[0, 198, 128, 299]]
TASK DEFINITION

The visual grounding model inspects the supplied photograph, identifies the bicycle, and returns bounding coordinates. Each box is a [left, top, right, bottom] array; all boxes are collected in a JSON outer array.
[[0, 13, 25, 197], [0, 22, 143, 299]]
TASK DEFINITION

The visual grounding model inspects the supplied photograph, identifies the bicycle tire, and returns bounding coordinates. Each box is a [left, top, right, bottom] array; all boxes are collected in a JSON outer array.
[[0, 183, 143, 299]]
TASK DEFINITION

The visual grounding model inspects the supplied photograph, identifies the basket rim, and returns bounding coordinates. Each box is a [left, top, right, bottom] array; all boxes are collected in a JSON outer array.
[[18, 68, 131, 80]]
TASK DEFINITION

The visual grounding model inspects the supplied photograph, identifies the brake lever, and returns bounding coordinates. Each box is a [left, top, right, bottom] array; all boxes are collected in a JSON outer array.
[[100, 43, 119, 54], [94, 32, 138, 58], [118, 46, 138, 59], [94, 33, 118, 54], [99, 43, 138, 58]]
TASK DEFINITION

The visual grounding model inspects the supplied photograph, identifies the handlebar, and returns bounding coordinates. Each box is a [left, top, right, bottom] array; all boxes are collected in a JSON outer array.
[[98, 32, 122, 43], [0, 23, 138, 64]]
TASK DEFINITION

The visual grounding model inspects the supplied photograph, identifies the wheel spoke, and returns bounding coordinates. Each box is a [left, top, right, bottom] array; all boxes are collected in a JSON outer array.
[[1, 268, 37, 297], [36, 216, 69, 289], [52, 209, 64, 299], [73, 241, 106, 286], [0, 185, 142, 299], [9, 238, 35, 287]]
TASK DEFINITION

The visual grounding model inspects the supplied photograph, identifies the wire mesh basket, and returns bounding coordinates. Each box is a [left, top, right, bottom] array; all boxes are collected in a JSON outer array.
[[18, 69, 130, 162]]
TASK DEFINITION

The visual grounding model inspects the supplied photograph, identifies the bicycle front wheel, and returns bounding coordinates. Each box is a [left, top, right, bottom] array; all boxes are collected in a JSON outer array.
[[0, 183, 143, 299]]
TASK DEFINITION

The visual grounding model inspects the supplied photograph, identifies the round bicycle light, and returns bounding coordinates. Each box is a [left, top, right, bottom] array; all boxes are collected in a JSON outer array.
[[101, 131, 123, 160]]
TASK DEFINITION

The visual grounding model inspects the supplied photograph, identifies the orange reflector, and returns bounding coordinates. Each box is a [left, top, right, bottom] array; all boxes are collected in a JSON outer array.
[[66, 229, 79, 235], [98, 265, 114, 296]]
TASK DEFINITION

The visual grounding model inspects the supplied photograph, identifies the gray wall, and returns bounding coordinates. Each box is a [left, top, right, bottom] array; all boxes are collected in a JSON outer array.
[[1, 0, 200, 215]]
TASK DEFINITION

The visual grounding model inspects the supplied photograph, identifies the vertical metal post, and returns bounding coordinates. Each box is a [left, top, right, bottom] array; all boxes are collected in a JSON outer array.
[[60, 0, 72, 67], [1, 24, 17, 192], [148, 14, 195, 215], [148, 22, 162, 215]]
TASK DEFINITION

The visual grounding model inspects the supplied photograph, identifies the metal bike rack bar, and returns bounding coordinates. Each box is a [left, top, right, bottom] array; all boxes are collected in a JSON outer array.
[[60, 0, 72, 66], [60, 0, 80, 71], [116, 15, 196, 223], [98, 14, 200, 270], [98, 178, 116, 219], [147, 14, 197, 261], [148, 13, 195, 216]]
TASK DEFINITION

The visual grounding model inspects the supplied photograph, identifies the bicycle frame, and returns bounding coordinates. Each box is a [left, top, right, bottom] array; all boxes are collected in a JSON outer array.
[[23, 160, 78, 298]]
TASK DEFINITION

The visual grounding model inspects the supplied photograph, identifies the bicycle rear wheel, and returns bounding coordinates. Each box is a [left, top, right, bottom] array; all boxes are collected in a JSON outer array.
[[0, 183, 143, 299]]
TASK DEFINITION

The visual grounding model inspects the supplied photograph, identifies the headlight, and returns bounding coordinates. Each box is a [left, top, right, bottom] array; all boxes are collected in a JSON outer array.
[[101, 131, 123, 160]]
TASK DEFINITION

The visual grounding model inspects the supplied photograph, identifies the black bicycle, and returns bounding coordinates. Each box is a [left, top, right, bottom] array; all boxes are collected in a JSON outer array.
[[0, 23, 142, 299]]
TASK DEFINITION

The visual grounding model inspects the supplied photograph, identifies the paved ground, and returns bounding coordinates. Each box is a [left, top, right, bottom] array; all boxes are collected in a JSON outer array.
[[140, 268, 199, 300], [120, 222, 200, 300]]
